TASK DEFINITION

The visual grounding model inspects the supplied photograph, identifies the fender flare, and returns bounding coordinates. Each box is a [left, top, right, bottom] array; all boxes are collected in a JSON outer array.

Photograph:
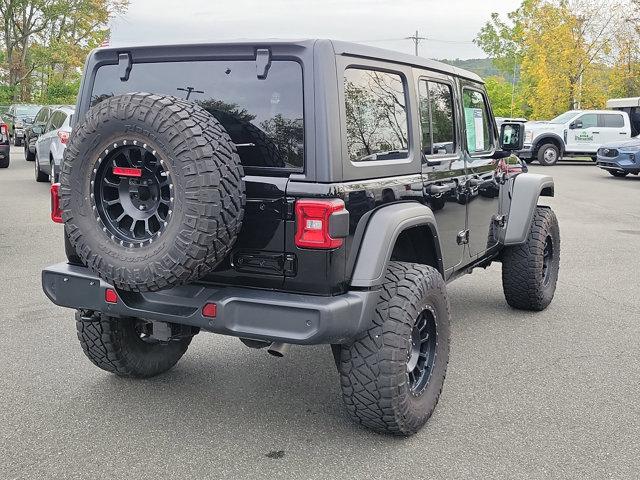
[[503, 173, 555, 246], [350, 203, 443, 288], [533, 134, 565, 155]]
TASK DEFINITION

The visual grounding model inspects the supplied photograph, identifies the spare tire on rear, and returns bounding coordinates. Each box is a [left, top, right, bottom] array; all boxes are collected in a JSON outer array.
[[60, 93, 245, 292]]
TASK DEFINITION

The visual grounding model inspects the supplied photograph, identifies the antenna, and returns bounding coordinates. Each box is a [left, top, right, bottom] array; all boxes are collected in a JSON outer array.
[[405, 30, 427, 56]]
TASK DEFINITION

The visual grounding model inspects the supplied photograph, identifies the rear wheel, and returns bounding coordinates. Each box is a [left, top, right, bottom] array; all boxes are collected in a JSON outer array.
[[75, 311, 193, 378], [609, 171, 629, 178], [13, 133, 22, 147], [25, 143, 35, 161], [35, 155, 49, 182], [0, 155, 8, 168], [537, 143, 560, 166], [336, 262, 450, 436], [50, 160, 58, 184]]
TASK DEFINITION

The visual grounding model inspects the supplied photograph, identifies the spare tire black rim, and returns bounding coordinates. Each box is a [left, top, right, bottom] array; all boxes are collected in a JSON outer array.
[[92, 140, 173, 247], [407, 306, 437, 395]]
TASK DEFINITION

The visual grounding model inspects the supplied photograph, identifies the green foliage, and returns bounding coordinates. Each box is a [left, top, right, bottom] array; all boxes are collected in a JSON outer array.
[[475, 0, 634, 120], [0, 0, 129, 104], [438, 58, 504, 80], [484, 76, 526, 118]]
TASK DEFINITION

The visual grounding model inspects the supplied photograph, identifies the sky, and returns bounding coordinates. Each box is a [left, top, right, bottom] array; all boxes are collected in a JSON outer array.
[[110, 0, 521, 60]]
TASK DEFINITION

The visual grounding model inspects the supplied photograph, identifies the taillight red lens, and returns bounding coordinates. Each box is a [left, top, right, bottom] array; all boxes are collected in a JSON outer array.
[[294, 199, 345, 249], [0, 124, 7, 137], [57, 131, 70, 144], [50, 183, 63, 223], [105, 288, 118, 304]]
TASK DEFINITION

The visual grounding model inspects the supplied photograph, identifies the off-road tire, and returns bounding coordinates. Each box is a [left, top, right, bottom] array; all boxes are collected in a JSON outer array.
[[75, 311, 192, 378], [502, 206, 560, 311], [537, 143, 560, 166], [61, 93, 245, 292], [336, 262, 450, 436], [609, 171, 629, 178], [35, 157, 49, 182]]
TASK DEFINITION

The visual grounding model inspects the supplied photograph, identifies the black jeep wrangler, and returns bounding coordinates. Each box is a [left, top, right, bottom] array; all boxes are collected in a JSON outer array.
[[42, 40, 560, 436]]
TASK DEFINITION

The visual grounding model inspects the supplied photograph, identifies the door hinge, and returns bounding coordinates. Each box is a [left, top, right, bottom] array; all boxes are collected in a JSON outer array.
[[457, 230, 469, 245], [284, 197, 295, 220]]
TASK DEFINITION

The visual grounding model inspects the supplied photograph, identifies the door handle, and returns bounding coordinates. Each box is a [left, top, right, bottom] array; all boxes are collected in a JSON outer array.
[[427, 182, 456, 195], [620, 132, 628, 135], [592, 131, 600, 134]]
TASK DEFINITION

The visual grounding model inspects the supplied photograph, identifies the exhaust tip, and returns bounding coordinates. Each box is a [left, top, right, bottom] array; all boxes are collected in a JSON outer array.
[[267, 342, 290, 357]]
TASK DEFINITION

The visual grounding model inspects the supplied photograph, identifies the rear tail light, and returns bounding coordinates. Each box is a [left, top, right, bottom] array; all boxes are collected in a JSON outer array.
[[105, 288, 118, 304], [57, 131, 70, 144], [50, 183, 63, 223], [0, 123, 7, 139], [295, 199, 346, 249]]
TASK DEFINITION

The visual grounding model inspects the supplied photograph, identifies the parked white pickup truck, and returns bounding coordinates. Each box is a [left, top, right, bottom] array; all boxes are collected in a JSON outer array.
[[518, 110, 632, 165]]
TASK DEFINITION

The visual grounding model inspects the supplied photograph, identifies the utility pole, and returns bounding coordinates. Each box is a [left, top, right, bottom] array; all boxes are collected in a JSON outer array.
[[177, 86, 204, 100], [405, 30, 427, 57]]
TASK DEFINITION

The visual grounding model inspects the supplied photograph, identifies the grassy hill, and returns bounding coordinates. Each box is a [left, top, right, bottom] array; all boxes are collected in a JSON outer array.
[[437, 58, 507, 80]]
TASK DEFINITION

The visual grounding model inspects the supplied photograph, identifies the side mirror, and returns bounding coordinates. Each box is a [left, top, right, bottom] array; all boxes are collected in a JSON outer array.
[[32, 125, 44, 135], [570, 121, 582, 130], [499, 122, 525, 151], [24, 117, 33, 124]]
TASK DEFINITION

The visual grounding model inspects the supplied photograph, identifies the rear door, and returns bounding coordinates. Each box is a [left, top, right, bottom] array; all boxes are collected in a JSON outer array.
[[88, 55, 305, 288], [599, 113, 629, 144], [417, 73, 467, 272]]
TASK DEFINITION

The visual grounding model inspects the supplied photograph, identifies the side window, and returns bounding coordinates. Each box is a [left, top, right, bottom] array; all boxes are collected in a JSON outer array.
[[418, 80, 456, 156], [38, 108, 50, 123], [576, 114, 598, 129], [462, 89, 493, 154], [47, 112, 61, 132], [601, 114, 624, 128], [344, 68, 409, 162]]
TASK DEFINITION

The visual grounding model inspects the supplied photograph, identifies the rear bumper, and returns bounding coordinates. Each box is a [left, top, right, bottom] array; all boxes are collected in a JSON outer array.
[[42, 263, 379, 345]]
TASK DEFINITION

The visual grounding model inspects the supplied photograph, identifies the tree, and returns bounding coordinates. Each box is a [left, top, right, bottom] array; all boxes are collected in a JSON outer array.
[[485, 76, 525, 118], [0, 0, 128, 102], [476, 0, 625, 119]]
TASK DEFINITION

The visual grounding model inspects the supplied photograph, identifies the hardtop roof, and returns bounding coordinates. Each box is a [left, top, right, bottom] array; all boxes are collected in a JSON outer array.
[[93, 39, 484, 84]]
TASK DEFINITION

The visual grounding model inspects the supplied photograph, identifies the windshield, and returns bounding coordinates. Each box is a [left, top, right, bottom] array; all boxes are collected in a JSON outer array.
[[90, 60, 304, 170], [16, 106, 41, 118], [549, 111, 579, 124]]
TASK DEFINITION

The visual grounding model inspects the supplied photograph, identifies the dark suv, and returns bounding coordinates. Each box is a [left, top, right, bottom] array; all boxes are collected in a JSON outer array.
[[42, 40, 560, 436]]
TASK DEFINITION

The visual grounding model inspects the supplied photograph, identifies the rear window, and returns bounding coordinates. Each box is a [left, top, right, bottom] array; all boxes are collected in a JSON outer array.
[[344, 68, 409, 162], [90, 60, 304, 170], [602, 114, 624, 128]]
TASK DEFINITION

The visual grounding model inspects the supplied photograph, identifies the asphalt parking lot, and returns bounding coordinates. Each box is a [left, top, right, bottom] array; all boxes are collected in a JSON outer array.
[[1, 145, 639, 479]]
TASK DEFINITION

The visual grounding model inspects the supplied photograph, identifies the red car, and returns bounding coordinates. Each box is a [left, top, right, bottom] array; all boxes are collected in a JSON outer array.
[[0, 117, 9, 168]]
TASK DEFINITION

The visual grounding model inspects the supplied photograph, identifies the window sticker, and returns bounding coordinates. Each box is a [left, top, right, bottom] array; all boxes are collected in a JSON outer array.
[[465, 107, 485, 152]]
